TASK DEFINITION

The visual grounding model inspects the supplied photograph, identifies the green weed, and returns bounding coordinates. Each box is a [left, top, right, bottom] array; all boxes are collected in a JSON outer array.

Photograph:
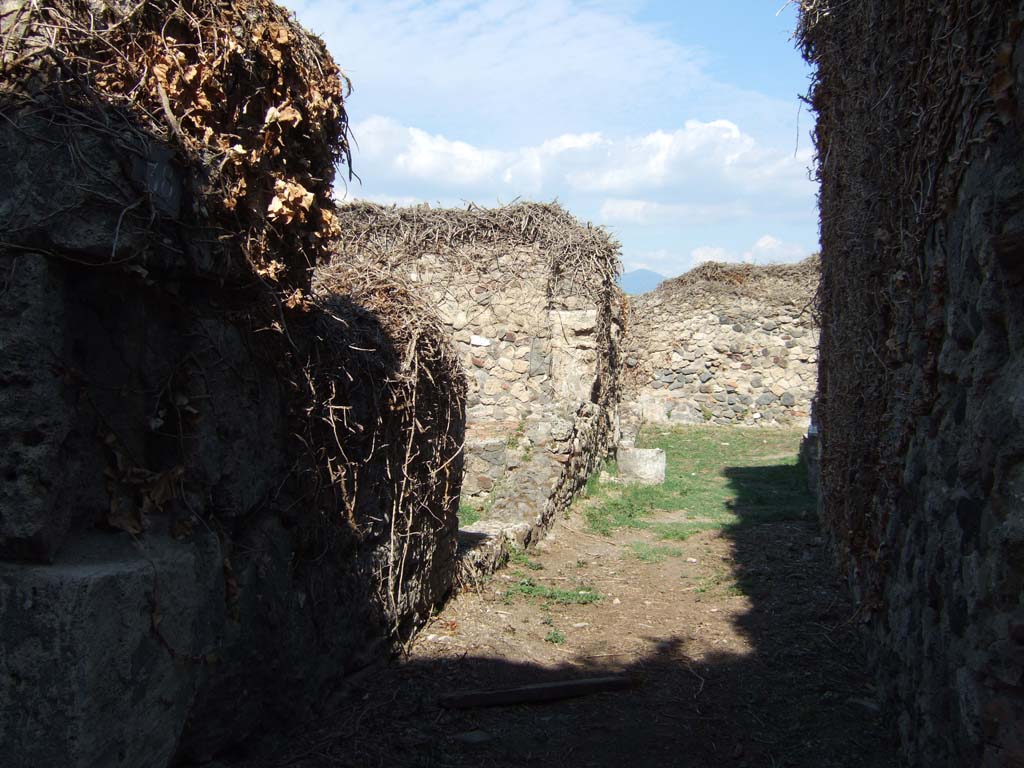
[[629, 542, 684, 563], [504, 578, 602, 605], [544, 629, 566, 645], [509, 549, 544, 571], [458, 503, 481, 527]]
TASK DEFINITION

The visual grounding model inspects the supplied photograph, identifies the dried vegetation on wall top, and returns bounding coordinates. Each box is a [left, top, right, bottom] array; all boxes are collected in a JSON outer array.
[[649, 256, 820, 306], [333, 201, 621, 301], [1, 0, 349, 287]]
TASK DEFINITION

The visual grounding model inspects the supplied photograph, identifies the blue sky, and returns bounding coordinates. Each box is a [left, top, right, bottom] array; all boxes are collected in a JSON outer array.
[[283, 0, 818, 278]]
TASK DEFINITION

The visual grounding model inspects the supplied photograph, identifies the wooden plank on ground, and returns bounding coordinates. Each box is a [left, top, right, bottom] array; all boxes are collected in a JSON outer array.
[[439, 675, 639, 709]]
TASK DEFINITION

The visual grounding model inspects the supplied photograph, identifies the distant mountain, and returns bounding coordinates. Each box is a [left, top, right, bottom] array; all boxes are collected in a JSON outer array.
[[619, 268, 666, 295]]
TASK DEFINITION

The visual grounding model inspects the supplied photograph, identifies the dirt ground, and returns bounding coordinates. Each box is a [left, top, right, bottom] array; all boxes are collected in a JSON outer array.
[[235, 511, 901, 768]]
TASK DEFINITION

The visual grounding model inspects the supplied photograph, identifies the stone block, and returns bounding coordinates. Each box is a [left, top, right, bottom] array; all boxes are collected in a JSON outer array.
[[617, 448, 666, 485], [528, 338, 549, 377], [0, 530, 223, 768], [0, 256, 72, 562]]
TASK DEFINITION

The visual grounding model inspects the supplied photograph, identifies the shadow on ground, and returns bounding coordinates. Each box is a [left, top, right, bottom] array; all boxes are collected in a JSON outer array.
[[221, 463, 900, 768]]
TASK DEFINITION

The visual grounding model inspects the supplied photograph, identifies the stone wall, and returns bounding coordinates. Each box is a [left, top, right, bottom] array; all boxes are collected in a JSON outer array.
[[333, 203, 622, 552], [799, 2, 1024, 766], [0, 103, 463, 768], [622, 259, 819, 431]]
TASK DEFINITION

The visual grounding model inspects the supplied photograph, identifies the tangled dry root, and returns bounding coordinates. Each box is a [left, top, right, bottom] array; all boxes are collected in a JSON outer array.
[[1, 0, 350, 287]]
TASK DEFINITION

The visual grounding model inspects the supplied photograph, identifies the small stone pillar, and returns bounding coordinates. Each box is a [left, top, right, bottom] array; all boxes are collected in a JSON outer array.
[[617, 447, 666, 485]]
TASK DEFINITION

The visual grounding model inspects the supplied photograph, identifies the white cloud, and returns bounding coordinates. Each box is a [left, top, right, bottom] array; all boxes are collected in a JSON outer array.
[[742, 234, 807, 263], [600, 198, 749, 225], [350, 116, 814, 206], [568, 120, 811, 196], [691, 246, 733, 265], [284, 0, 705, 145], [502, 132, 607, 190], [354, 116, 507, 186], [569, 120, 753, 192], [690, 235, 809, 267], [397, 127, 505, 184]]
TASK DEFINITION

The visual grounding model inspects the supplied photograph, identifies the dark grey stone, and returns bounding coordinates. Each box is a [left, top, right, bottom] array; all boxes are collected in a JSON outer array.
[[809, 15, 1024, 763], [0, 530, 222, 768], [0, 121, 465, 767], [528, 338, 549, 377]]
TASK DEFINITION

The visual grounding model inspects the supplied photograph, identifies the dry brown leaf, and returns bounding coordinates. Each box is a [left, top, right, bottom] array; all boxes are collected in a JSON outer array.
[[106, 490, 144, 534], [267, 178, 315, 224], [257, 260, 287, 281], [269, 24, 291, 45], [152, 56, 172, 89], [318, 207, 341, 238], [264, 103, 302, 126]]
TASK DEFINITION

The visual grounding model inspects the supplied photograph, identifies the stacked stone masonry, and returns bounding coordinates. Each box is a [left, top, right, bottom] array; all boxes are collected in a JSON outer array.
[[622, 258, 819, 430], [333, 203, 622, 554], [799, 2, 1024, 766], [0, 25, 463, 767]]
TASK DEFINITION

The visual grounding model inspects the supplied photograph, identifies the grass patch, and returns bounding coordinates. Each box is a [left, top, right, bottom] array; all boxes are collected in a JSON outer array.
[[504, 578, 602, 605], [695, 573, 726, 593], [629, 542, 684, 563], [509, 549, 544, 571], [457, 503, 482, 527], [579, 425, 814, 541], [544, 629, 566, 645], [689, 570, 749, 598]]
